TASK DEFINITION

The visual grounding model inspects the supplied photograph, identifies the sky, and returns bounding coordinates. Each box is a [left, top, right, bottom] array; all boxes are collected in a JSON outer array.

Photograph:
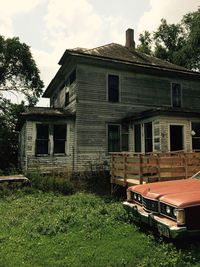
[[0, 0, 199, 106]]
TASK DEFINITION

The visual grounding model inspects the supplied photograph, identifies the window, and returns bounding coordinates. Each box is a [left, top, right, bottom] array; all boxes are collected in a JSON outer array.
[[122, 124, 129, 151], [171, 83, 182, 107], [108, 125, 120, 152], [69, 69, 76, 85], [144, 122, 153, 152], [65, 91, 69, 106], [134, 124, 141, 152], [36, 124, 67, 156], [108, 74, 119, 102], [53, 125, 66, 154], [192, 122, 200, 150], [36, 124, 49, 155]]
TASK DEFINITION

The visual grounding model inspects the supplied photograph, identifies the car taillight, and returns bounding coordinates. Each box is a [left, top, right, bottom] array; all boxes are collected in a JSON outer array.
[[176, 209, 185, 225]]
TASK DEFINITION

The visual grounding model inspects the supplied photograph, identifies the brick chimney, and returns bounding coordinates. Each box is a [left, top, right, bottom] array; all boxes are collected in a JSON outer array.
[[125, 28, 135, 50]]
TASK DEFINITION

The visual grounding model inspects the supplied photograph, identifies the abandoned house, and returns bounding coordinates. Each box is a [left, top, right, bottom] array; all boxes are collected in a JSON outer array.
[[17, 28, 200, 173]]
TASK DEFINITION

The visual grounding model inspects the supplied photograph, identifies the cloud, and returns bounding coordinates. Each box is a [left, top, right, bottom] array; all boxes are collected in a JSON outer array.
[[137, 0, 199, 37]]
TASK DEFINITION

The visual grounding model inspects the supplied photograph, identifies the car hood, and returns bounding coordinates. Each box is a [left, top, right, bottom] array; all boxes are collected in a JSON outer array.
[[128, 178, 200, 199], [160, 191, 200, 208]]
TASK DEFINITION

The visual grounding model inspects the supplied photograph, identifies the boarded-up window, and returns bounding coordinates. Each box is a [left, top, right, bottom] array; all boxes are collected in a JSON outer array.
[[53, 125, 66, 154], [108, 125, 120, 152], [172, 83, 182, 107], [192, 122, 200, 150], [108, 75, 119, 102], [36, 124, 49, 155], [144, 122, 152, 152], [134, 124, 141, 152]]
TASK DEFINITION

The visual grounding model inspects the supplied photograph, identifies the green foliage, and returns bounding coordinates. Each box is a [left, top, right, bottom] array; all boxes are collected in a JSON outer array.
[[0, 191, 199, 267], [0, 36, 44, 106], [137, 31, 152, 55], [136, 8, 200, 71], [0, 100, 25, 173]]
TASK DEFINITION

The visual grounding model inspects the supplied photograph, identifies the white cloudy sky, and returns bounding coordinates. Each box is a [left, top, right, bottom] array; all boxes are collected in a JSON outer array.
[[0, 0, 199, 106]]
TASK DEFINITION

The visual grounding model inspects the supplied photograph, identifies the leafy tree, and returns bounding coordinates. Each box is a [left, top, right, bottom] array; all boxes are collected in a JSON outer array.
[[137, 31, 152, 55], [0, 36, 44, 173], [0, 36, 44, 106], [0, 100, 25, 173], [137, 8, 200, 71]]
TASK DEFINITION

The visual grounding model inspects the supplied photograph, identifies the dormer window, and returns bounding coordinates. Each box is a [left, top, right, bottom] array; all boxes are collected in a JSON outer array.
[[108, 74, 119, 102], [171, 83, 182, 107]]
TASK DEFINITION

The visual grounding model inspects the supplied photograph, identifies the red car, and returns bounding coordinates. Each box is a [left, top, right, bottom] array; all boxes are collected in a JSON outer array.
[[123, 172, 200, 239]]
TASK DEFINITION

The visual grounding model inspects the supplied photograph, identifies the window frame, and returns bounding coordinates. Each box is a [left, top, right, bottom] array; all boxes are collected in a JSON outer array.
[[53, 124, 67, 155], [191, 122, 200, 151], [107, 74, 120, 103], [35, 123, 67, 157], [107, 124, 121, 153], [171, 82, 182, 108], [35, 124, 49, 156]]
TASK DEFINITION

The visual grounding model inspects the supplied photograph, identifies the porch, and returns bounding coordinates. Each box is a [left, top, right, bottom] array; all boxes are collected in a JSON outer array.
[[110, 151, 200, 190]]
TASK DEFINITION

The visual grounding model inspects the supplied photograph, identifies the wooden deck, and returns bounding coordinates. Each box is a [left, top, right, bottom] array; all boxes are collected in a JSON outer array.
[[110, 151, 200, 190]]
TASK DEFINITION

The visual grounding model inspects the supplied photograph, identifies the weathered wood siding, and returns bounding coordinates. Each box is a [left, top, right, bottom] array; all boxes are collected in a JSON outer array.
[[20, 119, 75, 173], [74, 63, 200, 170]]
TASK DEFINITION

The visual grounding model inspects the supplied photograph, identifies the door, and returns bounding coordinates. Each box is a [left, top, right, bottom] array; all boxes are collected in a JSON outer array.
[[170, 125, 184, 151]]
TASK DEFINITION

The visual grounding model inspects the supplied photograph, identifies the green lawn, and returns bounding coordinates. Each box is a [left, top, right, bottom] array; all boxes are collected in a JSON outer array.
[[0, 190, 199, 267]]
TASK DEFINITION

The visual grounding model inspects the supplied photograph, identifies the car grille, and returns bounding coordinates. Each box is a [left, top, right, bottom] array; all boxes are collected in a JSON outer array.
[[142, 197, 158, 212]]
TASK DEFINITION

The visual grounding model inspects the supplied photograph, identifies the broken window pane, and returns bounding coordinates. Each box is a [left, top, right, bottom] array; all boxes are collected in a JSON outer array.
[[53, 124, 66, 154], [36, 124, 49, 155], [172, 83, 182, 107]]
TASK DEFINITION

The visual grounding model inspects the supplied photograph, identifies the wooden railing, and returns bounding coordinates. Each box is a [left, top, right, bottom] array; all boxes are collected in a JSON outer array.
[[110, 151, 200, 186]]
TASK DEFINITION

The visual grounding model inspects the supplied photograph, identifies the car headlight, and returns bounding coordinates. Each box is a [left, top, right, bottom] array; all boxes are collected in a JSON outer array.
[[176, 209, 185, 225], [138, 195, 141, 202], [173, 208, 177, 218], [165, 205, 171, 214], [134, 193, 137, 200], [127, 190, 132, 201]]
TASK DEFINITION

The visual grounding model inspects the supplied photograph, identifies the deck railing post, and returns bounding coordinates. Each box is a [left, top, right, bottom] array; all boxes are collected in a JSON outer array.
[[123, 154, 127, 186], [139, 154, 143, 184]]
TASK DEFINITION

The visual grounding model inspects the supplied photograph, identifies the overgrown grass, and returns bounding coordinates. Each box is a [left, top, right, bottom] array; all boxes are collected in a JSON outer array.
[[0, 191, 200, 267]]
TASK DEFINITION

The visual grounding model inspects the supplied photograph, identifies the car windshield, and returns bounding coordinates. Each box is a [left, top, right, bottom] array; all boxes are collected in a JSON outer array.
[[192, 171, 200, 180]]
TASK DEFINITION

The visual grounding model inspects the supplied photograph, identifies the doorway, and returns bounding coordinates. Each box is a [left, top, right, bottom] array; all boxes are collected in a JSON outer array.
[[170, 125, 184, 151]]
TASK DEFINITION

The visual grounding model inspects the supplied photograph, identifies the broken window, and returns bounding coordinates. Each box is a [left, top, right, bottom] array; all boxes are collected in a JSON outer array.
[[134, 124, 141, 152], [108, 74, 119, 102], [144, 122, 153, 152], [108, 124, 120, 152], [36, 124, 49, 155], [192, 122, 200, 150], [171, 83, 182, 107], [65, 91, 69, 106], [53, 125, 66, 154]]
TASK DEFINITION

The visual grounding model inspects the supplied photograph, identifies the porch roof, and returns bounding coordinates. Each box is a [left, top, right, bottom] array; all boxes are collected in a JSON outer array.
[[123, 107, 200, 123], [16, 107, 75, 131]]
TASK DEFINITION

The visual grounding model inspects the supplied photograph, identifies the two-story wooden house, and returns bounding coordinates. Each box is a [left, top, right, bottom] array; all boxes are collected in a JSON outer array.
[[17, 29, 200, 173]]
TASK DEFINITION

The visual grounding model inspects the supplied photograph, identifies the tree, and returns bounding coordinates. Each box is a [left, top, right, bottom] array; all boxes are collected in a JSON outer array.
[[0, 100, 25, 173], [137, 31, 152, 55], [0, 36, 44, 173], [136, 8, 200, 71], [0, 36, 44, 106]]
